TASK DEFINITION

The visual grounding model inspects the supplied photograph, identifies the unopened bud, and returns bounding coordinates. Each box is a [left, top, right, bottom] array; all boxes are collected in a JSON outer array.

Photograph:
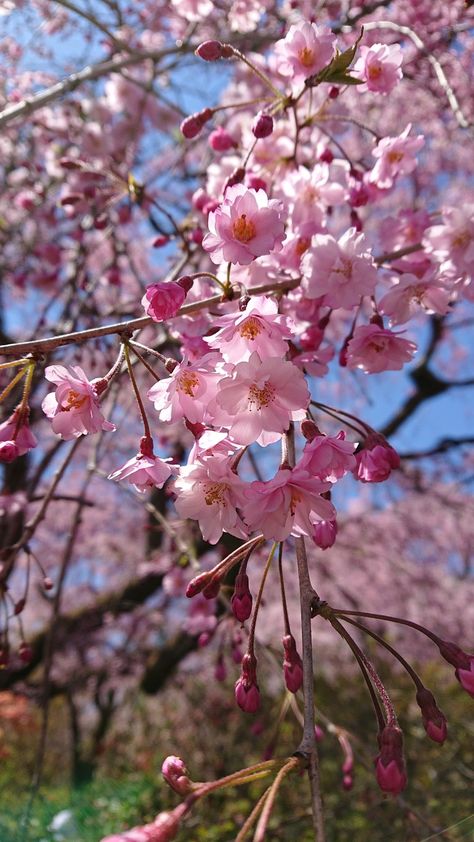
[[162, 755, 193, 795], [195, 40, 225, 61], [252, 112, 273, 139], [416, 687, 448, 744], [180, 108, 213, 139]]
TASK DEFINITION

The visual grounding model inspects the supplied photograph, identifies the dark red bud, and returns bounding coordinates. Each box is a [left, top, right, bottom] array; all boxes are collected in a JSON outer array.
[[252, 112, 274, 139], [195, 40, 224, 61]]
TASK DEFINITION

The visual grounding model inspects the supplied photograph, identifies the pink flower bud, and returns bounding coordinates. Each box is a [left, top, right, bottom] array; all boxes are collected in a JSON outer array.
[[141, 281, 187, 322], [186, 571, 212, 598], [315, 724, 325, 742], [202, 576, 221, 599], [328, 86, 340, 99], [246, 176, 267, 192], [231, 569, 253, 622], [252, 112, 274, 139], [319, 148, 334, 164], [355, 433, 400, 484], [180, 108, 213, 139], [456, 656, 474, 698], [43, 577, 54, 591], [153, 236, 169, 248], [188, 227, 203, 244], [416, 687, 448, 744], [235, 677, 260, 713], [195, 40, 224, 61], [374, 724, 407, 795], [342, 774, 353, 791], [209, 126, 236, 151], [0, 441, 20, 463], [300, 420, 321, 441], [312, 519, 337, 550], [161, 755, 192, 795], [282, 634, 303, 693]]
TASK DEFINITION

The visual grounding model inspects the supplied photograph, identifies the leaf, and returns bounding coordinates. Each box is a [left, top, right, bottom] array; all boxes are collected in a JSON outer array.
[[304, 28, 364, 88]]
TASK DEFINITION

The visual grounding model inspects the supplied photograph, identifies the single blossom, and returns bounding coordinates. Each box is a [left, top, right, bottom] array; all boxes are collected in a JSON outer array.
[[204, 294, 294, 362], [242, 466, 335, 541], [298, 431, 356, 482], [202, 184, 285, 265], [147, 354, 221, 424], [174, 454, 249, 544], [211, 352, 310, 446], [378, 271, 451, 325], [42, 365, 115, 440], [108, 438, 175, 492], [0, 406, 37, 463], [346, 324, 417, 373], [369, 124, 424, 190], [353, 43, 403, 95], [302, 228, 378, 309], [354, 433, 400, 483], [274, 21, 336, 89], [424, 204, 474, 279]]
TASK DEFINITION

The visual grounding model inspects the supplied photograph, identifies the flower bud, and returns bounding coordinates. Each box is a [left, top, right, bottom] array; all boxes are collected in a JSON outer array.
[[180, 108, 213, 139], [231, 568, 252, 622], [319, 148, 334, 164], [195, 40, 224, 61], [246, 175, 267, 192], [374, 724, 407, 795], [416, 687, 448, 744], [186, 571, 212, 598], [153, 235, 169, 248], [235, 677, 260, 713], [282, 634, 303, 693], [312, 519, 337, 550], [209, 126, 236, 152], [354, 433, 400, 484], [141, 281, 187, 322], [252, 112, 273, 139], [224, 167, 245, 191], [161, 755, 192, 795]]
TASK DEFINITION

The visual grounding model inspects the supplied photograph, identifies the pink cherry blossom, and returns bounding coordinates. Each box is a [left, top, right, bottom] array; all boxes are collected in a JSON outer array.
[[202, 184, 285, 265], [346, 324, 417, 373], [0, 406, 37, 462], [203, 294, 294, 362], [174, 455, 248, 544], [42, 365, 115, 440], [274, 21, 336, 89], [141, 279, 191, 322], [424, 204, 474, 280], [298, 431, 356, 482], [354, 434, 400, 483], [369, 124, 424, 189], [147, 354, 221, 424], [353, 43, 403, 95], [378, 271, 451, 324], [302, 228, 378, 309], [108, 441, 175, 493], [211, 352, 309, 446], [242, 466, 335, 541]]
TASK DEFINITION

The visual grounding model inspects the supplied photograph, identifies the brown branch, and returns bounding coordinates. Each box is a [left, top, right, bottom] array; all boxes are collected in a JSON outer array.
[[0, 278, 300, 357]]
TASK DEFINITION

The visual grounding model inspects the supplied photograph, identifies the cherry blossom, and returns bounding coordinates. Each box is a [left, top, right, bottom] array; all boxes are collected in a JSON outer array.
[[141, 279, 192, 322], [369, 124, 424, 189], [108, 439, 175, 493], [211, 353, 310, 446], [273, 21, 336, 89], [202, 184, 285, 265], [424, 204, 474, 280], [42, 365, 115, 440], [302, 228, 378, 309], [298, 431, 357, 482], [353, 43, 403, 95], [174, 455, 248, 544], [147, 354, 221, 424], [0, 407, 37, 462], [346, 324, 417, 373], [242, 466, 335, 541], [378, 271, 451, 324], [354, 434, 401, 483], [203, 294, 293, 362]]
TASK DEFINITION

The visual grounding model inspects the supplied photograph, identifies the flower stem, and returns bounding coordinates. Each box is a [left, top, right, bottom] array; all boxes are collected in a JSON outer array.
[[123, 342, 152, 441]]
